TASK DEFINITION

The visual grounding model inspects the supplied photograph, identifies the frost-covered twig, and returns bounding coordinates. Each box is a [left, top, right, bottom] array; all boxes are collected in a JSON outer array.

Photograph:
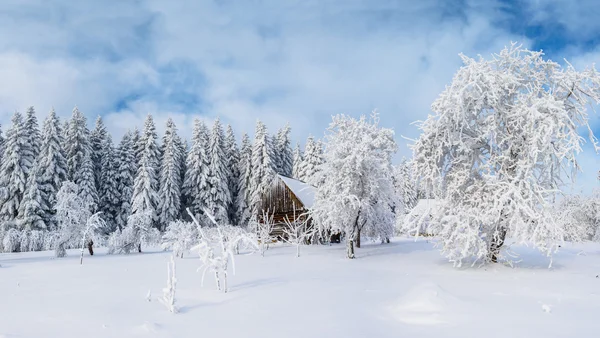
[[159, 255, 178, 313]]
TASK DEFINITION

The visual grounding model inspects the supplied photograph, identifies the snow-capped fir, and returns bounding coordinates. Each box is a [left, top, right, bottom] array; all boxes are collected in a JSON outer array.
[[54, 181, 90, 258], [236, 133, 252, 226], [17, 163, 46, 230], [205, 119, 231, 224], [137, 115, 160, 192], [405, 44, 600, 266], [66, 107, 92, 181], [115, 131, 136, 230], [0, 111, 33, 221], [131, 131, 160, 228], [90, 116, 108, 192], [224, 125, 240, 224], [132, 126, 142, 169], [177, 138, 188, 219], [393, 159, 417, 214], [250, 120, 276, 217], [312, 113, 397, 259], [24, 107, 41, 167], [37, 109, 68, 229], [183, 119, 210, 218], [76, 151, 98, 213], [157, 118, 183, 231], [98, 135, 120, 231], [274, 124, 293, 177], [291, 142, 303, 179], [298, 136, 323, 185]]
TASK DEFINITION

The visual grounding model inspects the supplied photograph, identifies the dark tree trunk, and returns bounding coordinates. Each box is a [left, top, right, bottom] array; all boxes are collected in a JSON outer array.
[[489, 228, 507, 263], [138, 243, 142, 253], [87, 240, 94, 256], [356, 230, 361, 248]]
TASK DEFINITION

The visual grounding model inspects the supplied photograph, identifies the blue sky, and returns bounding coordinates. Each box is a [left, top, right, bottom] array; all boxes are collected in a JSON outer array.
[[0, 0, 599, 192]]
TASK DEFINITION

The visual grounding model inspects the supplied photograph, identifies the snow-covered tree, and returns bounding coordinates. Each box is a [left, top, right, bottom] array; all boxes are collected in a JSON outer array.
[[115, 131, 136, 230], [24, 107, 41, 169], [224, 125, 240, 224], [131, 115, 160, 228], [98, 135, 120, 231], [183, 119, 210, 217], [132, 127, 142, 169], [250, 120, 276, 217], [157, 118, 183, 231], [274, 124, 293, 177], [292, 142, 303, 179], [406, 44, 600, 266], [159, 255, 178, 313], [312, 113, 397, 259], [0, 123, 5, 163], [66, 107, 90, 180], [161, 220, 198, 258], [298, 136, 323, 185], [54, 181, 90, 258], [205, 119, 231, 224], [17, 164, 46, 230], [76, 153, 98, 213], [90, 116, 108, 192], [0, 111, 32, 221], [236, 133, 253, 226], [393, 159, 417, 214], [37, 109, 68, 230]]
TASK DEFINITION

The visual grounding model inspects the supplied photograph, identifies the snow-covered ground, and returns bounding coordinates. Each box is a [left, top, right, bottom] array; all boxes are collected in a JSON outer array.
[[2, 238, 600, 338]]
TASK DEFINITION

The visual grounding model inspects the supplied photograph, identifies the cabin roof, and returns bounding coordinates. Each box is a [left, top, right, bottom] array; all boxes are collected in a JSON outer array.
[[277, 175, 316, 209]]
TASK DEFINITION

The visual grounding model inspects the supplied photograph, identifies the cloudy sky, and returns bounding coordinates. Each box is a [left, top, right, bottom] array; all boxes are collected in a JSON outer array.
[[0, 0, 599, 193]]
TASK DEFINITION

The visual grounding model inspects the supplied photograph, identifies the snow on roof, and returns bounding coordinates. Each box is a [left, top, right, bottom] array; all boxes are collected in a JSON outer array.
[[409, 199, 441, 216], [277, 175, 316, 209]]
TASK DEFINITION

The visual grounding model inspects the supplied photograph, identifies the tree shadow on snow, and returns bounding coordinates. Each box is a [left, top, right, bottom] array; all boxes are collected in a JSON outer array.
[[358, 240, 436, 259]]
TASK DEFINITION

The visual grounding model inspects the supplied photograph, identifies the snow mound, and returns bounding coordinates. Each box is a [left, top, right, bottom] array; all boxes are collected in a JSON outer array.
[[131, 321, 163, 335], [390, 282, 462, 326]]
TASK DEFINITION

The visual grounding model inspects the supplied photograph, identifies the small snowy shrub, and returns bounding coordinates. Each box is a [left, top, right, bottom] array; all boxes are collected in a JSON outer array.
[[162, 220, 198, 258], [19, 230, 30, 252], [3, 228, 21, 252], [28, 230, 45, 251]]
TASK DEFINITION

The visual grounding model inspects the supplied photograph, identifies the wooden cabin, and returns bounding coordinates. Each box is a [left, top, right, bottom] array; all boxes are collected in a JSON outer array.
[[259, 175, 316, 239]]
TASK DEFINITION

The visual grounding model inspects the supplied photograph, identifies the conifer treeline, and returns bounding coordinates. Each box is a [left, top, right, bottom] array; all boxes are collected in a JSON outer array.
[[0, 107, 324, 234]]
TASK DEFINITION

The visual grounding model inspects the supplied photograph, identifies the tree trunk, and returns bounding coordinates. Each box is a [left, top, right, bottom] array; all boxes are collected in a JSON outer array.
[[346, 236, 355, 259], [87, 240, 94, 256], [489, 227, 507, 263], [138, 243, 142, 253], [355, 230, 361, 248]]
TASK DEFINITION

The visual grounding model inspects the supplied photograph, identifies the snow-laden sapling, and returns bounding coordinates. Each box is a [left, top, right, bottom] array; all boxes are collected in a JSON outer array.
[[54, 182, 91, 258], [80, 212, 106, 265], [253, 211, 275, 257], [161, 220, 198, 258], [405, 43, 600, 266], [159, 255, 178, 313], [281, 206, 315, 258]]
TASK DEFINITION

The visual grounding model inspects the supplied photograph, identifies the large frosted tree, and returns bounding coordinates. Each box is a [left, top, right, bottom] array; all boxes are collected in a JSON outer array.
[[18, 164, 46, 230], [236, 133, 252, 226], [66, 107, 97, 213], [90, 116, 108, 192], [37, 109, 68, 229], [24, 106, 41, 169], [274, 124, 293, 177], [224, 125, 240, 224], [205, 119, 231, 223], [250, 120, 276, 217], [393, 159, 417, 214], [0, 112, 33, 221], [115, 131, 136, 230], [406, 44, 600, 266], [312, 113, 397, 259], [131, 115, 160, 228], [99, 135, 120, 231], [298, 136, 323, 185], [183, 119, 210, 217], [292, 143, 303, 179], [157, 118, 182, 230]]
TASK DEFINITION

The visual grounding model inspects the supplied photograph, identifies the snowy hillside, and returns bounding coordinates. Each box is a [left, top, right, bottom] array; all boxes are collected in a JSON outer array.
[[2, 239, 600, 338]]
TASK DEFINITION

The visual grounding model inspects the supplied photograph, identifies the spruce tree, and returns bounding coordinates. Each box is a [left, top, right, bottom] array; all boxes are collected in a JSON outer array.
[[205, 119, 231, 223], [183, 119, 210, 217], [90, 116, 108, 191], [0, 123, 4, 163], [292, 142, 303, 179], [250, 120, 276, 216], [0, 112, 32, 221], [115, 131, 136, 230], [65, 107, 90, 180], [157, 118, 182, 230], [24, 106, 41, 166], [299, 136, 323, 185], [37, 108, 68, 229], [18, 163, 46, 230], [236, 133, 253, 225], [131, 115, 160, 227], [178, 138, 188, 219], [76, 152, 98, 212], [138, 115, 160, 191], [274, 124, 293, 177], [132, 126, 142, 169], [224, 125, 240, 224], [99, 135, 120, 231]]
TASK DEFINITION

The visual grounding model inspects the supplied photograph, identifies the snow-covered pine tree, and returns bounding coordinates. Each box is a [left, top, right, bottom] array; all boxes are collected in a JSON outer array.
[[407, 44, 600, 265], [37, 109, 68, 230], [138, 115, 160, 192], [236, 133, 252, 226], [90, 116, 108, 192], [157, 118, 182, 231], [250, 120, 276, 217], [274, 124, 293, 177], [291, 142, 303, 179], [224, 125, 240, 224], [0, 111, 32, 221], [178, 138, 188, 219], [393, 159, 417, 214], [17, 163, 46, 230], [298, 136, 323, 185], [76, 151, 98, 213], [183, 119, 210, 217], [312, 113, 397, 259], [132, 126, 142, 169], [99, 135, 120, 231], [60, 119, 69, 155], [24, 106, 41, 167], [115, 131, 136, 230], [66, 107, 91, 180], [205, 119, 231, 224], [131, 129, 160, 228]]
